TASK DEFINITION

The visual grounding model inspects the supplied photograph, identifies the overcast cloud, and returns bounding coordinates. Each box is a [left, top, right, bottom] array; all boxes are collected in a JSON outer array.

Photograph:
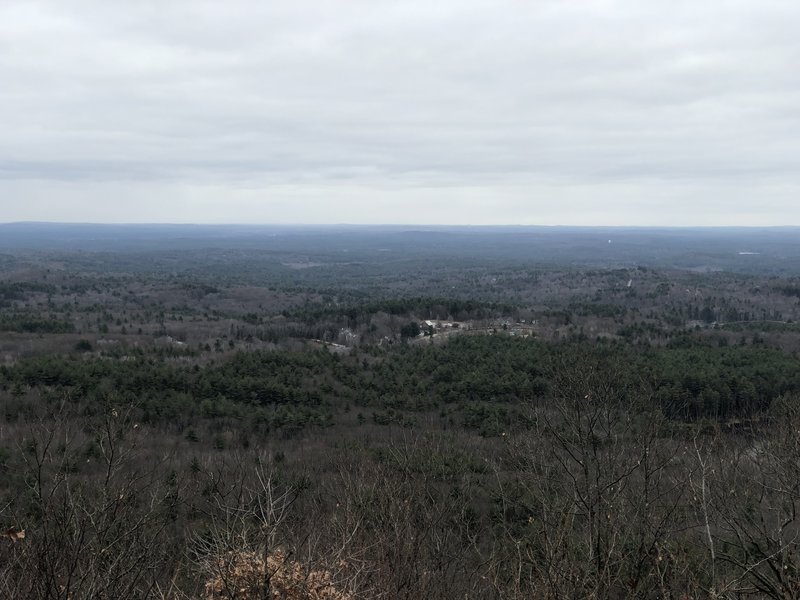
[[0, 0, 798, 225]]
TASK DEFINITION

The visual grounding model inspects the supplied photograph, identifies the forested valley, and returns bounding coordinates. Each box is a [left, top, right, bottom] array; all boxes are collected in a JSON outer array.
[[2, 225, 800, 598]]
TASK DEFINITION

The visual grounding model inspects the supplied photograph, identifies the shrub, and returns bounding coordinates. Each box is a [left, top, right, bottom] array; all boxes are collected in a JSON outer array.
[[202, 549, 351, 600]]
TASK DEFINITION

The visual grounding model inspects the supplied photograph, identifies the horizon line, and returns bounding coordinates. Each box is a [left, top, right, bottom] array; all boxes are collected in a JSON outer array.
[[3, 221, 800, 230]]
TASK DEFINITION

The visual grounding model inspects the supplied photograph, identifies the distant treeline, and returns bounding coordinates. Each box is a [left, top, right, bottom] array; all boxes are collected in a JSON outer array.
[[288, 296, 517, 324], [0, 282, 57, 306], [0, 315, 75, 334]]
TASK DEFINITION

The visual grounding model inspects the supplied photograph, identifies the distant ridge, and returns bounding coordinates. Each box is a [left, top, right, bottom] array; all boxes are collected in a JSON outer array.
[[0, 222, 798, 275]]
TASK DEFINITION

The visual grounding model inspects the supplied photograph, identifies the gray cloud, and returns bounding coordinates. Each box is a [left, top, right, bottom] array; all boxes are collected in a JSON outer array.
[[0, 0, 798, 224]]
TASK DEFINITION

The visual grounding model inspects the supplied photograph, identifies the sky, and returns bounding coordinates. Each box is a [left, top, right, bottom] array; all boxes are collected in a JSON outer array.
[[0, 0, 798, 226]]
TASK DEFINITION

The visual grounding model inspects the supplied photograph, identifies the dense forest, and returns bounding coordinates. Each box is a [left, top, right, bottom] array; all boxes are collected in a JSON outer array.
[[2, 226, 800, 598]]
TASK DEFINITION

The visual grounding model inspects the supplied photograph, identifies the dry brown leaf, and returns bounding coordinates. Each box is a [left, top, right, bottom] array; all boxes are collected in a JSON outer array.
[[3, 527, 25, 542]]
